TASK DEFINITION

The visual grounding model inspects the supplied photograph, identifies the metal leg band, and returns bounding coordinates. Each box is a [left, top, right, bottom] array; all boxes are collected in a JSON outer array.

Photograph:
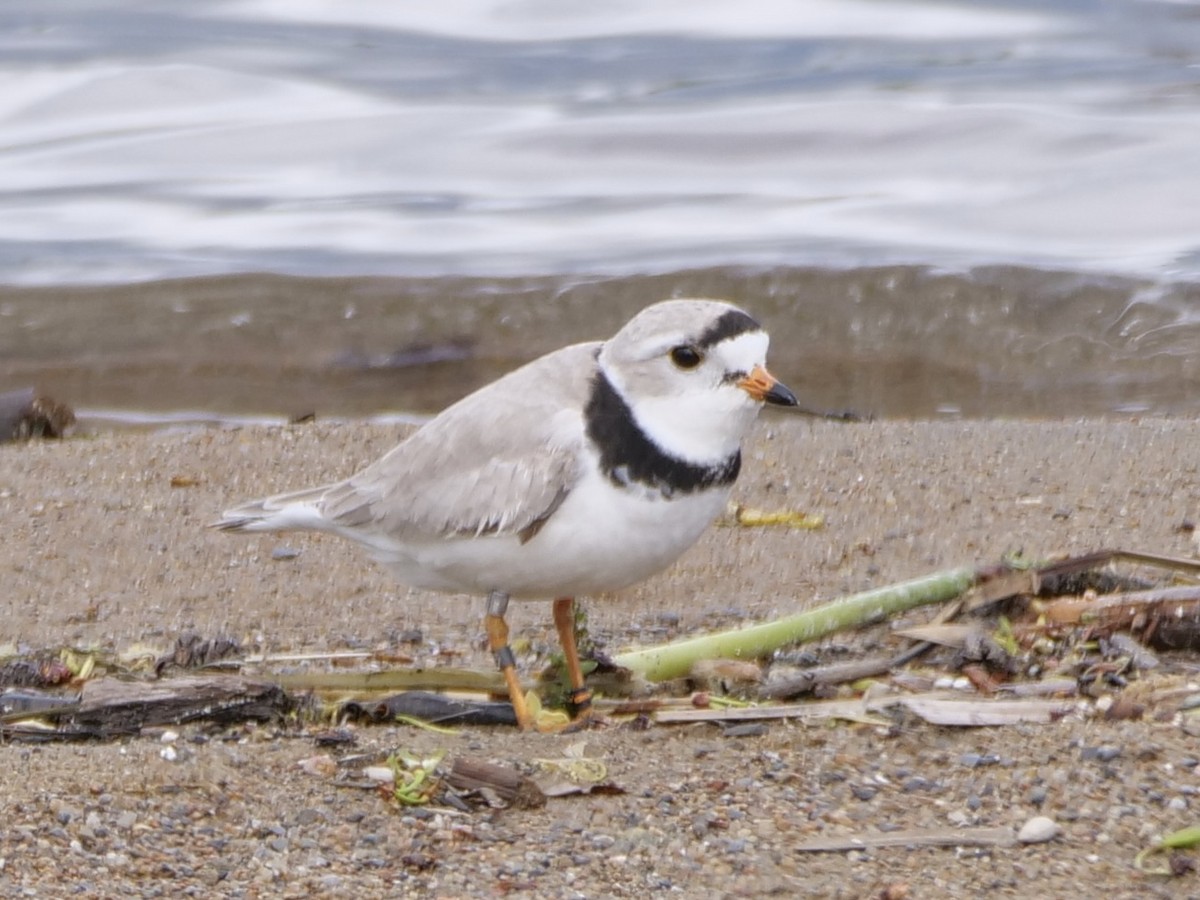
[[493, 645, 517, 670], [486, 591, 510, 617]]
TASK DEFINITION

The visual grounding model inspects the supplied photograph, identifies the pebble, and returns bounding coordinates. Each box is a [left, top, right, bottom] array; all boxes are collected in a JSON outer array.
[[723, 723, 768, 738], [295, 808, 323, 826], [850, 784, 878, 801], [1080, 745, 1121, 763], [959, 752, 1000, 768], [1018, 816, 1061, 844], [54, 806, 79, 826], [691, 813, 717, 837]]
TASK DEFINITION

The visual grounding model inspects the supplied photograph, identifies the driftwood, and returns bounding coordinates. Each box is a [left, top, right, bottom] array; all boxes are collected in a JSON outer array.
[[1043, 585, 1200, 650], [70, 675, 292, 736], [0, 388, 75, 442], [761, 656, 900, 700]]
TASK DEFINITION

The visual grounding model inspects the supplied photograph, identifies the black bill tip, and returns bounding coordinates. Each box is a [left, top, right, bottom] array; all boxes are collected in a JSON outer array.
[[764, 380, 798, 407]]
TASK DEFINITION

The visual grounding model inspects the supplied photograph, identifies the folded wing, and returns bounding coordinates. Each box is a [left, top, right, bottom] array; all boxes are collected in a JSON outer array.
[[214, 342, 598, 544]]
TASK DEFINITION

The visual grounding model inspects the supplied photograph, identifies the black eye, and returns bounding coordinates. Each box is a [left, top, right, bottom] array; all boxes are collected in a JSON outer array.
[[669, 345, 703, 369]]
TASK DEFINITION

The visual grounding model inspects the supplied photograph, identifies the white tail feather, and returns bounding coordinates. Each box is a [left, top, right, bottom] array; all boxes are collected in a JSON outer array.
[[212, 485, 336, 534]]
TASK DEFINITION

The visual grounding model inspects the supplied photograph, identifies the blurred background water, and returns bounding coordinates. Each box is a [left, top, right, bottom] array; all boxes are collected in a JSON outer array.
[[2, 0, 1200, 423]]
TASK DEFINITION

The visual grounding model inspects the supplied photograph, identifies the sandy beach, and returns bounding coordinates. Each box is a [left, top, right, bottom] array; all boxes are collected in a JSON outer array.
[[1, 416, 1197, 897]]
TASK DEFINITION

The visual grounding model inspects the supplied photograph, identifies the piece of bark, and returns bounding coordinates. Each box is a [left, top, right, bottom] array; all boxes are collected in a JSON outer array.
[[72, 675, 293, 736], [446, 757, 546, 808], [898, 694, 1074, 726], [1043, 585, 1200, 650], [761, 656, 898, 700], [0, 388, 75, 442]]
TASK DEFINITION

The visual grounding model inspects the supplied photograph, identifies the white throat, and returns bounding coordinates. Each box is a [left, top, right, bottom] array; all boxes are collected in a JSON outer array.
[[600, 330, 769, 466], [623, 392, 756, 464]]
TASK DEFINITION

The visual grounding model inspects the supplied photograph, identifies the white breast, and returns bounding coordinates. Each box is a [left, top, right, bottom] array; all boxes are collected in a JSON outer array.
[[359, 454, 731, 600]]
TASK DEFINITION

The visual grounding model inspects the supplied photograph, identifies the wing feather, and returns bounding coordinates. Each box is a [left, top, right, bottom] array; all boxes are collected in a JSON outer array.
[[318, 342, 599, 541]]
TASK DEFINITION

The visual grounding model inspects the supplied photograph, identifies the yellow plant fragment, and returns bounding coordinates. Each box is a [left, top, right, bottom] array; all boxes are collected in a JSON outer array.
[[726, 501, 824, 530]]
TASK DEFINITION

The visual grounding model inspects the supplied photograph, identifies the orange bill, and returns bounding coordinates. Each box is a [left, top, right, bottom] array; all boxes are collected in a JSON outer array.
[[737, 364, 798, 407]]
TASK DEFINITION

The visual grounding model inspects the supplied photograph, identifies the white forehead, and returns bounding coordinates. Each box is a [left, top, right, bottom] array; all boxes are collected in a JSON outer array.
[[711, 329, 770, 368]]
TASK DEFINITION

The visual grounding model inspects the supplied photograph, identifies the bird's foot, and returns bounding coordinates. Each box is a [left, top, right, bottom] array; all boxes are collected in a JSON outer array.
[[533, 707, 608, 734]]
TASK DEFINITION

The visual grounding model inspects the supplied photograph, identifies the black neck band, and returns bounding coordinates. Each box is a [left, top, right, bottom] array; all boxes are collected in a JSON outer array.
[[584, 369, 741, 498]]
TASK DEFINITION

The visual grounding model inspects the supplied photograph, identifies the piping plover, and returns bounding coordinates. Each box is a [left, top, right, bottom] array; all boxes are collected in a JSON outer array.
[[215, 299, 797, 729]]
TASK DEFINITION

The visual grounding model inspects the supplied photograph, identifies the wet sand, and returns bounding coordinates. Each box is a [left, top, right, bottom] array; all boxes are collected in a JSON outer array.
[[5, 268, 1200, 425], [1, 416, 1198, 896]]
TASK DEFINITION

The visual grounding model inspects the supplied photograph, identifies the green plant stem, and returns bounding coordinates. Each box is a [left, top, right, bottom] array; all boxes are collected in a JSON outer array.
[[613, 566, 977, 683]]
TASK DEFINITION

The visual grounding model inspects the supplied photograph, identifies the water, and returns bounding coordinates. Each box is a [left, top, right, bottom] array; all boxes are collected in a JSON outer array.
[[2, 1, 1200, 420]]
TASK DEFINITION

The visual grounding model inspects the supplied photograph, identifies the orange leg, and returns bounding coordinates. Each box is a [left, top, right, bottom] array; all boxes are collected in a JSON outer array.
[[484, 591, 533, 730], [553, 596, 593, 721]]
